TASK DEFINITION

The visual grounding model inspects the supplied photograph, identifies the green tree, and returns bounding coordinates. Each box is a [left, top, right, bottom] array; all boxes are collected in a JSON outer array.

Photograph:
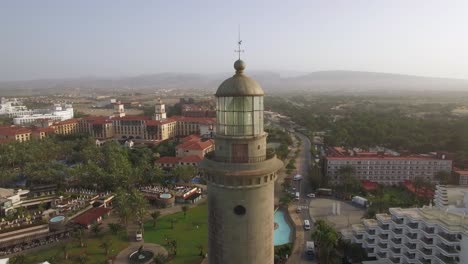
[[108, 223, 124, 235], [181, 205, 189, 218], [100, 239, 113, 257], [311, 220, 340, 264], [172, 165, 197, 183], [61, 243, 72, 260], [151, 211, 162, 228], [338, 165, 359, 195], [435, 170, 451, 185], [153, 253, 170, 264], [91, 223, 102, 236]]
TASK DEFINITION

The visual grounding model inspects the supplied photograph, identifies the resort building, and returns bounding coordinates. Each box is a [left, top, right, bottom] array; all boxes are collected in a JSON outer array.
[[325, 148, 452, 185], [176, 135, 214, 159], [12, 104, 74, 125], [0, 126, 32, 143], [342, 185, 468, 264]]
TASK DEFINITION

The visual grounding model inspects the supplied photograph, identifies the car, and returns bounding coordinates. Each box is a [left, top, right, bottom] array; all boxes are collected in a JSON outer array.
[[307, 193, 316, 198], [296, 207, 302, 213], [293, 174, 303, 181], [136, 230, 143, 241]]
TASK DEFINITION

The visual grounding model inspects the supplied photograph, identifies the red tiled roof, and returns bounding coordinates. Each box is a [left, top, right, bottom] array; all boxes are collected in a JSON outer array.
[[326, 155, 447, 161], [0, 138, 13, 144], [53, 118, 80, 125], [156, 156, 180, 164], [177, 139, 214, 151], [361, 180, 379, 191], [0, 126, 32, 136], [180, 155, 203, 163], [403, 180, 434, 198], [454, 169, 468, 176], [72, 207, 111, 226]]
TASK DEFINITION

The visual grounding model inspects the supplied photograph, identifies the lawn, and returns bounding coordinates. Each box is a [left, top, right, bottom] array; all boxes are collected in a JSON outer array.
[[143, 203, 208, 264], [22, 233, 129, 264]]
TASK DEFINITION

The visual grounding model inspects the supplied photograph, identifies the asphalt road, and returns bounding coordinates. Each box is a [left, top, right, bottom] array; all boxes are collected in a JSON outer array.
[[292, 132, 317, 263]]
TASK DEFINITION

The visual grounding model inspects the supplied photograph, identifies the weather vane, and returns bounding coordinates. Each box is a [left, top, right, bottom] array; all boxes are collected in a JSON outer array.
[[235, 25, 244, 60]]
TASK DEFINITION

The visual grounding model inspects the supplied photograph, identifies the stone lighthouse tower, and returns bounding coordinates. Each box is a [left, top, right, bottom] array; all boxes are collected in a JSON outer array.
[[201, 59, 283, 264]]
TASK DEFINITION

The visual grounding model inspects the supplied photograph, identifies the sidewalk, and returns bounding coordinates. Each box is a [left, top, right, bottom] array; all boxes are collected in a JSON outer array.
[[286, 204, 305, 263]]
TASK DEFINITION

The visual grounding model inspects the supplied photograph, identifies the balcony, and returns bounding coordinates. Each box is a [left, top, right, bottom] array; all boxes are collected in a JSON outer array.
[[418, 258, 432, 264], [418, 247, 432, 256], [435, 253, 457, 264], [404, 243, 417, 250], [365, 238, 376, 245], [204, 150, 276, 164], [377, 243, 388, 249], [404, 252, 416, 260], [438, 232, 460, 243], [393, 228, 404, 236], [379, 233, 389, 240], [367, 230, 376, 236], [420, 237, 434, 246], [437, 243, 458, 256], [380, 224, 390, 231], [390, 238, 403, 248], [389, 257, 401, 263], [406, 232, 418, 240], [422, 227, 435, 235], [392, 217, 404, 225], [407, 222, 419, 230], [390, 247, 402, 255], [377, 252, 387, 258]]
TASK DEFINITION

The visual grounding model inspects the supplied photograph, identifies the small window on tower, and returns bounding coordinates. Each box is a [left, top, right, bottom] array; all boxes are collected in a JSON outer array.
[[234, 205, 246, 216], [258, 145, 261, 150]]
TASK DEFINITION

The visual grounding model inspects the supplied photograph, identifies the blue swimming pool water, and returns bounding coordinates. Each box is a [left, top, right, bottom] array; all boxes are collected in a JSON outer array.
[[50, 215, 65, 223], [274, 210, 292, 246]]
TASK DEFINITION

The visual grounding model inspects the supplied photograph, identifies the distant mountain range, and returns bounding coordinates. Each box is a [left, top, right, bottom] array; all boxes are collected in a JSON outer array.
[[1, 70, 467, 96]]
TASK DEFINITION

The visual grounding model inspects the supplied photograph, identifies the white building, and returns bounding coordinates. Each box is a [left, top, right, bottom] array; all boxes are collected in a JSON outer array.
[[12, 104, 74, 125], [342, 186, 468, 264], [0, 97, 28, 116]]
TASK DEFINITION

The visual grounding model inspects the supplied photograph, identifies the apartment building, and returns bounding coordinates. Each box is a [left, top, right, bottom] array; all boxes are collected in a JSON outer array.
[[0, 126, 32, 143], [325, 148, 452, 185], [342, 186, 468, 264]]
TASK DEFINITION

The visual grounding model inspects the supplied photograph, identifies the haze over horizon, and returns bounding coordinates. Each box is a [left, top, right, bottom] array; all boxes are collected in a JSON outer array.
[[1, 0, 468, 82]]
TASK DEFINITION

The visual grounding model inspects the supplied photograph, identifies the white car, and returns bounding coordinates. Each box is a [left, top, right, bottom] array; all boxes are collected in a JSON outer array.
[[307, 193, 316, 198], [293, 174, 303, 181], [136, 230, 143, 241]]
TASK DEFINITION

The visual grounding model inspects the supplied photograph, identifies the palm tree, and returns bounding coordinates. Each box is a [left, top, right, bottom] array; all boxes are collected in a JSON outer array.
[[78, 253, 88, 264], [338, 165, 358, 195], [74, 228, 85, 247], [61, 243, 72, 260], [108, 223, 123, 235], [181, 205, 189, 218], [9, 254, 26, 264], [100, 239, 113, 257], [197, 244, 205, 256], [311, 220, 340, 264], [151, 211, 161, 228], [91, 223, 102, 236]]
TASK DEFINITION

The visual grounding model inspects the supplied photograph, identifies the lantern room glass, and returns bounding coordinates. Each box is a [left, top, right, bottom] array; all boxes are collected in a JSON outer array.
[[217, 96, 263, 136]]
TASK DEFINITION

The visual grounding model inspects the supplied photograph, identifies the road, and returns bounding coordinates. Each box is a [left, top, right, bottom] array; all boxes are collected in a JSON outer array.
[[290, 132, 317, 264]]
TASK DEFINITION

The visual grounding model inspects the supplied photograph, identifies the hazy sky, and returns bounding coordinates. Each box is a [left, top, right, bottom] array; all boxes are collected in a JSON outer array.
[[1, 0, 468, 81]]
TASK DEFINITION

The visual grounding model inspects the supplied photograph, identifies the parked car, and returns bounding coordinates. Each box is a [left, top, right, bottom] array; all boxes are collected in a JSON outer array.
[[296, 207, 302, 213], [293, 174, 303, 181], [307, 193, 316, 198], [136, 230, 143, 241]]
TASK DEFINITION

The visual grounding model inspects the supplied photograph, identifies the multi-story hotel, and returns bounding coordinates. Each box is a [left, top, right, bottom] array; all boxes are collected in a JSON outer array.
[[325, 148, 452, 185], [342, 185, 468, 264], [29, 99, 215, 144]]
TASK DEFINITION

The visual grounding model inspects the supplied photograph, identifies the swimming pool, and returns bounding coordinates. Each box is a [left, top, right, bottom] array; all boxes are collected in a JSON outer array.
[[274, 209, 292, 246], [50, 215, 65, 223]]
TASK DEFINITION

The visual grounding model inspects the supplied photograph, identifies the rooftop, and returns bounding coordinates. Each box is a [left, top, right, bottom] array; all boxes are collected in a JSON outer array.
[[72, 207, 111, 226]]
